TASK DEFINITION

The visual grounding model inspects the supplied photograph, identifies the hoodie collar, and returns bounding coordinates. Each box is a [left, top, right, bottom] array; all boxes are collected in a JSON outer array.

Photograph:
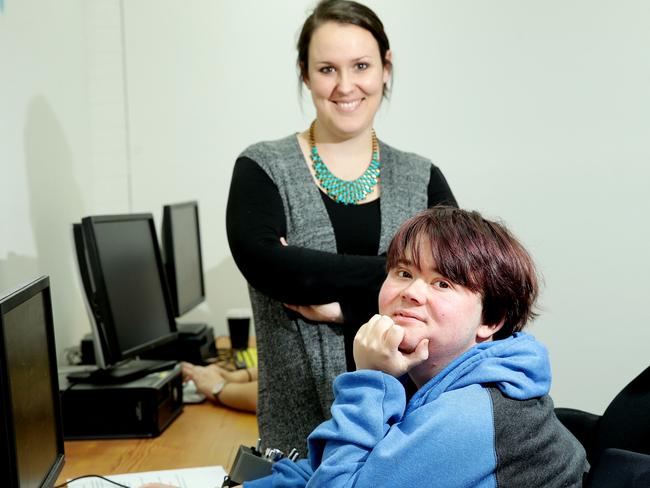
[[408, 333, 551, 411]]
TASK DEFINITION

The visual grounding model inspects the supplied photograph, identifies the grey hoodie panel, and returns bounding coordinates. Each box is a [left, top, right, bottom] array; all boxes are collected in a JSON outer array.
[[489, 388, 588, 488]]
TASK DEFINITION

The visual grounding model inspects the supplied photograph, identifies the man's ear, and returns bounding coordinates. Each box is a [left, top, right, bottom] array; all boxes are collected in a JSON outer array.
[[476, 319, 505, 342]]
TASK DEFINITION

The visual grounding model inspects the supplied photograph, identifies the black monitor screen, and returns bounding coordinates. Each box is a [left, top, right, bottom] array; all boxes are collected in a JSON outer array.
[[0, 277, 64, 488], [92, 218, 176, 356], [163, 202, 205, 316]]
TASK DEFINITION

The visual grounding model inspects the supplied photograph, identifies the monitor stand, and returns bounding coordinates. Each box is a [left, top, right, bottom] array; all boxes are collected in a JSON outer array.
[[66, 358, 177, 384]]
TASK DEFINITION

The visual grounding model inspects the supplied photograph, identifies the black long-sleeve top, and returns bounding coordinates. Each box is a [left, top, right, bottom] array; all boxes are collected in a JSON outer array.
[[226, 156, 457, 369]]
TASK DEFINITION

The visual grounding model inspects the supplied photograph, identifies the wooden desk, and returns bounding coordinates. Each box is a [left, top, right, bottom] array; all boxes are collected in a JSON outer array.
[[56, 402, 258, 483]]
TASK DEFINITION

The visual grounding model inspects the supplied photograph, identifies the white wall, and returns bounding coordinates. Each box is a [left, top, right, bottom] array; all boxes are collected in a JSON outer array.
[[1, 0, 93, 361], [1, 0, 648, 415]]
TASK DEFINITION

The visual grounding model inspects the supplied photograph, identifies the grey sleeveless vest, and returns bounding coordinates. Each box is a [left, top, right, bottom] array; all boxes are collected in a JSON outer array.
[[241, 134, 431, 454]]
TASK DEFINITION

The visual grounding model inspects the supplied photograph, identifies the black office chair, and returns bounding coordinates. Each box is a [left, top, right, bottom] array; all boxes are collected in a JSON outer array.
[[555, 364, 650, 486], [587, 448, 650, 488]]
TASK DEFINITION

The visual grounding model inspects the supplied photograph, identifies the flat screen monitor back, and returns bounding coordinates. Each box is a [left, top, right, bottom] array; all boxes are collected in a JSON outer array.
[[0, 276, 65, 488], [71, 214, 178, 383], [162, 201, 205, 317]]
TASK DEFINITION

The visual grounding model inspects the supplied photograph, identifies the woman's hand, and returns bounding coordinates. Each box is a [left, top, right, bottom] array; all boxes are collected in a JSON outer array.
[[181, 362, 225, 399], [283, 302, 344, 323], [353, 314, 429, 377]]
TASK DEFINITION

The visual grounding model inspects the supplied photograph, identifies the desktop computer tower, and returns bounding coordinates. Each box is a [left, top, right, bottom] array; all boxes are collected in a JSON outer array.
[[81, 323, 217, 366], [142, 323, 218, 365], [59, 366, 183, 439]]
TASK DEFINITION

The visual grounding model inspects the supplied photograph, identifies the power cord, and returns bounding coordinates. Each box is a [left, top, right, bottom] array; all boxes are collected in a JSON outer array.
[[54, 474, 129, 487]]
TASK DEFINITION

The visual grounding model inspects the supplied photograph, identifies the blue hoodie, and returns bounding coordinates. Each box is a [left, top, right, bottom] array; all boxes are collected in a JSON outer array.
[[245, 333, 587, 487]]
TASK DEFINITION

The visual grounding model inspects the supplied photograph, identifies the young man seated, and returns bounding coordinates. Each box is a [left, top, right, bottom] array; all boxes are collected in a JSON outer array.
[[245, 206, 587, 487]]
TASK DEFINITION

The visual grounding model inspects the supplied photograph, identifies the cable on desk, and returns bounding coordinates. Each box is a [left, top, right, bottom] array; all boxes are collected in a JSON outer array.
[[54, 474, 130, 488], [62, 377, 81, 394]]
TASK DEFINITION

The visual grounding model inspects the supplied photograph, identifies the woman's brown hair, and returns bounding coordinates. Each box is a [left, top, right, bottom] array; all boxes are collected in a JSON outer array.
[[297, 0, 392, 97]]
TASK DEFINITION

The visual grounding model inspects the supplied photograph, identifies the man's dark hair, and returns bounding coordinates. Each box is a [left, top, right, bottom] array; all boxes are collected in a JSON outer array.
[[387, 206, 539, 339]]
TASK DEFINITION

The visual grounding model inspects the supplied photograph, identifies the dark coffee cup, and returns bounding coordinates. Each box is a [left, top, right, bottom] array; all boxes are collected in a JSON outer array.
[[227, 309, 251, 350]]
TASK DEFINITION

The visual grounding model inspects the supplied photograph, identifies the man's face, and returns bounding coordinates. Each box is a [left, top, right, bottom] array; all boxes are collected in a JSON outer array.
[[378, 242, 494, 377]]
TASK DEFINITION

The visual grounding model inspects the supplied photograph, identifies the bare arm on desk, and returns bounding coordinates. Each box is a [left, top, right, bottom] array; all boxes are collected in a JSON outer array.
[[182, 362, 257, 413]]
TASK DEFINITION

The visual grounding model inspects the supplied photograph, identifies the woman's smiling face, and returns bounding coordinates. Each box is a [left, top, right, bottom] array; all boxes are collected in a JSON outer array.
[[304, 21, 391, 140]]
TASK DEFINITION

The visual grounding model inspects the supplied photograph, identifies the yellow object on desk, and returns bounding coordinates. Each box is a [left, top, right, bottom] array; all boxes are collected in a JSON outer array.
[[215, 347, 258, 370], [234, 348, 257, 369]]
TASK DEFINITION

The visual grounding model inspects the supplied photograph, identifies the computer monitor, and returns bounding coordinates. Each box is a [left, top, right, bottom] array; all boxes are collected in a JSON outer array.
[[72, 213, 178, 383], [161, 201, 205, 317], [0, 276, 65, 488]]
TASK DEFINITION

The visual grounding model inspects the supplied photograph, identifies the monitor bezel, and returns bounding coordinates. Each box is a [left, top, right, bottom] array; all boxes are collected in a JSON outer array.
[[80, 213, 179, 368], [161, 201, 206, 317], [0, 276, 65, 488]]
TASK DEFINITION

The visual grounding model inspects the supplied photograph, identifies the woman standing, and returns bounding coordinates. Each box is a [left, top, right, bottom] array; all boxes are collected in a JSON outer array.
[[226, 0, 456, 454]]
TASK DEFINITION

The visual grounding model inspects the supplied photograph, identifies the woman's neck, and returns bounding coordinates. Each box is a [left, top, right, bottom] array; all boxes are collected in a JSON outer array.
[[312, 121, 373, 150], [307, 121, 376, 176]]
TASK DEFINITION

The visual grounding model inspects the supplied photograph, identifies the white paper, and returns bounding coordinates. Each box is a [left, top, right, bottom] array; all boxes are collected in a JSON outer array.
[[66, 465, 228, 488]]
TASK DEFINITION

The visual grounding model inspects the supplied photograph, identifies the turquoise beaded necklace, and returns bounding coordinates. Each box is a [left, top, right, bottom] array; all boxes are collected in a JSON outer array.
[[309, 121, 381, 205]]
